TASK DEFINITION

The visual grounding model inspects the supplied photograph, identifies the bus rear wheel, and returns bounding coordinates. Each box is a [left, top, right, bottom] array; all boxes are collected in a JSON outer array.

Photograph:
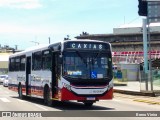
[[44, 87, 52, 106], [84, 102, 93, 107], [18, 85, 23, 99]]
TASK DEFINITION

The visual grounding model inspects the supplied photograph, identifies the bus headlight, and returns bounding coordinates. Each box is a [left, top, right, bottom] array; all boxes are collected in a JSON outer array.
[[108, 81, 113, 90], [62, 82, 71, 91]]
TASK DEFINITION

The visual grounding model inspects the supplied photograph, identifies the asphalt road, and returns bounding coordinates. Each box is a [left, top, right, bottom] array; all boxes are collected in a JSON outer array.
[[0, 85, 160, 120]]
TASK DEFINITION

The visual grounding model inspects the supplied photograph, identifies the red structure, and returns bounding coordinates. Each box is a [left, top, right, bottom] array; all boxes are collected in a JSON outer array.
[[112, 51, 160, 64]]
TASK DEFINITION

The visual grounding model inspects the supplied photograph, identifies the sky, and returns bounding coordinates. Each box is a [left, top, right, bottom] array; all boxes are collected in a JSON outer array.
[[0, 0, 142, 50]]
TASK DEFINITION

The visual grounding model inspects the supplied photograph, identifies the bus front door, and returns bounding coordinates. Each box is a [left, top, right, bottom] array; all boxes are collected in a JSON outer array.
[[52, 52, 60, 98], [26, 56, 31, 95]]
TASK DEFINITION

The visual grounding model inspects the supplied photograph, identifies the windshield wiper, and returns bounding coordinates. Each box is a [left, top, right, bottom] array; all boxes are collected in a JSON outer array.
[[63, 75, 76, 79], [63, 75, 83, 80], [95, 50, 102, 59]]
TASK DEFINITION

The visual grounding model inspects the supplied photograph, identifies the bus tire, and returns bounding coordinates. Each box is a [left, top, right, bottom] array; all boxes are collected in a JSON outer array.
[[84, 102, 93, 107], [18, 85, 23, 99], [44, 87, 52, 106]]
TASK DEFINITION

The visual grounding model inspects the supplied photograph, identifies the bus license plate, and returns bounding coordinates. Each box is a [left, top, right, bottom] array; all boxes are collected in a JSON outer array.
[[87, 97, 95, 100]]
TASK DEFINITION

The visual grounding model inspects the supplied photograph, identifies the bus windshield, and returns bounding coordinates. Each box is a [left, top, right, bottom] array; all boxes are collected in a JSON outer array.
[[63, 51, 112, 79]]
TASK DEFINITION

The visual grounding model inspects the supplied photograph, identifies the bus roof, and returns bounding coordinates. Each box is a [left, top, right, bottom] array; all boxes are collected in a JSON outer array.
[[9, 39, 110, 58], [64, 39, 109, 43]]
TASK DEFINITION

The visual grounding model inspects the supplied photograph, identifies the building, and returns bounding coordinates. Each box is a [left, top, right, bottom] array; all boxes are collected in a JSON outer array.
[[75, 24, 160, 64], [0, 45, 21, 74]]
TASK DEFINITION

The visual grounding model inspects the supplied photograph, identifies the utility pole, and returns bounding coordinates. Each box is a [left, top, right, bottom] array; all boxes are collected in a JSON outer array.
[[15, 45, 18, 50], [30, 41, 39, 45], [138, 0, 149, 91], [143, 18, 148, 90]]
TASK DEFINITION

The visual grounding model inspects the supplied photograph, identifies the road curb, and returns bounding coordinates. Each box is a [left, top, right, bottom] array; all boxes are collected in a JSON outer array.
[[114, 83, 127, 86], [114, 89, 156, 97], [133, 99, 160, 105]]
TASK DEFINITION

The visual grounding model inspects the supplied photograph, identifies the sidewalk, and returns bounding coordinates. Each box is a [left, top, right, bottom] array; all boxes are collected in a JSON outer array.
[[113, 81, 157, 97], [113, 81, 160, 105]]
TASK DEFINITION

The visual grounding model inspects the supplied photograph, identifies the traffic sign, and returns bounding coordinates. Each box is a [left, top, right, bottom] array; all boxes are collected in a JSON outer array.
[[138, 0, 148, 16], [148, 1, 160, 23]]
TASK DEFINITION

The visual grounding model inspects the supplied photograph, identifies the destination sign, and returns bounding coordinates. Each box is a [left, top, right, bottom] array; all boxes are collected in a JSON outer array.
[[65, 42, 109, 50]]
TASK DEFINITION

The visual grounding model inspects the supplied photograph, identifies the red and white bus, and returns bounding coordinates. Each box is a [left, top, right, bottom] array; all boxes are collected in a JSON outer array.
[[8, 39, 113, 106]]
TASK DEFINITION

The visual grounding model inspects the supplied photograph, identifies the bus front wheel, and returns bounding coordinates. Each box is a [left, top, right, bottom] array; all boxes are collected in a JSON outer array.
[[84, 102, 93, 107]]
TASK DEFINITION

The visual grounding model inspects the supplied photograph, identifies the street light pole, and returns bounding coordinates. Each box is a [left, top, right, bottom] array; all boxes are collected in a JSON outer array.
[[147, 17, 153, 91]]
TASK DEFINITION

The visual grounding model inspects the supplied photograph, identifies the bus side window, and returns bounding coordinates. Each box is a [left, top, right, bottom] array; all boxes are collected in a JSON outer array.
[[32, 51, 42, 70], [32, 53, 34, 70], [9, 58, 15, 72], [15, 57, 20, 71], [20, 55, 26, 71], [42, 50, 51, 70]]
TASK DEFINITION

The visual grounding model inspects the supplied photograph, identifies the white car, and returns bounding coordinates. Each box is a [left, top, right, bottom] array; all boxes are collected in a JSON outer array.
[[3, 76, 9, 87], [0, 75, 8, 84]]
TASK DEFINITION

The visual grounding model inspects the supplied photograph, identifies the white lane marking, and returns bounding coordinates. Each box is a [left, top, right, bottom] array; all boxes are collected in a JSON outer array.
[[34, 104, 48, 111], [0, 98, 11, 102]]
